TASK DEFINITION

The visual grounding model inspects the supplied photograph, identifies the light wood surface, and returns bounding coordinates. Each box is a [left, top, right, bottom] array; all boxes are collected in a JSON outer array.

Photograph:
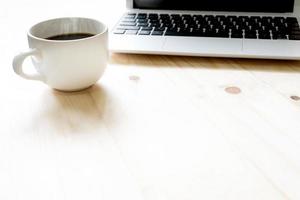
[[2, 0, 300, 199]]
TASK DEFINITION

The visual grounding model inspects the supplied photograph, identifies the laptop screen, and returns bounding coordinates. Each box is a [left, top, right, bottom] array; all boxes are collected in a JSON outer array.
[[133, 0, 295, 12]]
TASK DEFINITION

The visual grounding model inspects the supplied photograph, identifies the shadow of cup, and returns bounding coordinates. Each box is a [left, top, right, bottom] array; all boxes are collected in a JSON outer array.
[[36, 84, 112, 135]]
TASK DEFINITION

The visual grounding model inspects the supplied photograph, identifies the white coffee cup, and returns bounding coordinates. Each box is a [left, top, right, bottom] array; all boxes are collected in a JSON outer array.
[[13, 17, 108, 91]]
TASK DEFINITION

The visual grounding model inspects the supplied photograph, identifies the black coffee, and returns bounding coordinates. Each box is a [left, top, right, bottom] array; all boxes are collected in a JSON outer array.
[[46, 33, 95, 40]]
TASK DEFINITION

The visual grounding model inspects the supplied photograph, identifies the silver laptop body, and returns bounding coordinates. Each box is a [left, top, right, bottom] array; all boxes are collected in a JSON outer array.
[[110, 0, 300, 60]]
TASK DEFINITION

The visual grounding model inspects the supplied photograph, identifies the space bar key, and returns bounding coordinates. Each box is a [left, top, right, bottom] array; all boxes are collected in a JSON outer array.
[[165, 31, 183, 36], [165, 31, 195, 36]]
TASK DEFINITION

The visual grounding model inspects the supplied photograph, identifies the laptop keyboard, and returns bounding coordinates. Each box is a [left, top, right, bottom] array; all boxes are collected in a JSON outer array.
[[114, 13, 300, 40]]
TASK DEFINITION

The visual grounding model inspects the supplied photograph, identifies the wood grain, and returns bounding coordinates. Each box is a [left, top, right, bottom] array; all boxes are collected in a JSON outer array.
[[2, 0, 300, 199]]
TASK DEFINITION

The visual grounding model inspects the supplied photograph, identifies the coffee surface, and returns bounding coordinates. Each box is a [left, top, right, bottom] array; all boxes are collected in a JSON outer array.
[[46, 33, 95, 40]]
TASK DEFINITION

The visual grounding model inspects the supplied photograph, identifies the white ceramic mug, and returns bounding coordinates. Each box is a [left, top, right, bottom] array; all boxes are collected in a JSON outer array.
[[13, 17, 108, 91]]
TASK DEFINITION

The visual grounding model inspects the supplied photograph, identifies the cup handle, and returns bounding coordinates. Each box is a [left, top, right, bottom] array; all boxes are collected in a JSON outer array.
[[12, 48, 45, 81]]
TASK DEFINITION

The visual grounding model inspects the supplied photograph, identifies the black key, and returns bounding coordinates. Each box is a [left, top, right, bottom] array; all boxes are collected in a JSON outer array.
[[245, 29, 256, 34], [194, 15, 204, 21], [268, 26, 278, 33], [232, 26, 243, 32], [238, 16, 249, 22], [149, 19, 160, 23], [137, 19, 148, 23], [239, 23, 248, 29], [182, 15, 193, 21], [137, 13, 147, 19], [125, 30, 138, 35], [162, 23, 173, 28], [274, 17, 285, 24], [216, 15, 226, 21], [263, 24, 275, 32], [160, 14, 170, 19], [291, 24, 300, 29], [250, 16, 261, 22], [187, 23, 198, 28], [141, 27, 153, 31], [154, 27, 165, 31], [251, 23, 261, 30], [234, 26, 243, 33], [184, 19, 194, 25], [226, 24, 236, 30], [190, 29, 205, 36], [173, 21, 184, 27], [288, 26, 300, 32], [151, 31, 164, 35], [231, 33, 243, 38], [287, 21, 300, 28], [248, 18, 257, 25], [178, 26, 190, 31], [231, 29, 243, 38], [167, 27, 178, 32], [149, 14, 158, 19], [150, 23, 162, 28], [228, 16, 238, 22], [286, 17, 298, 23], [165, 27, 180, 36], [117, 26, 140, 30], [259, 33, 271, 39], [261, 20, 273, 29], [219, 18, 229, 24], [245, 33, 257, 39], [289, 35, 300, 40], [290, 30, 300, 35], [209, 19, 221, 26], [176, 32, 191, 36], [182, 14, 192, 18], [216, 24, 226, 31], [203, 28, 216, 37], [174, 23, 186, 29], [201, 24, 211, 30], [262, 16, 273, 22], [113, 29, 125, 34], [204, 15, 215, 21], [201, 29, 212, 37], [193, 14, 202, 18], [276, 26, 288, 35], [258, 30, 271, 39], [137, 23, 149, 27], [161, 18, 171, 23], [178, 28, 192, 36], [165, 31, 180, 36], [171, 14, 181, 19], [272, 33, 288, 40], [261, 21, 272, 27], [215, 29, 230, 38], [139, 30, 151, 35]]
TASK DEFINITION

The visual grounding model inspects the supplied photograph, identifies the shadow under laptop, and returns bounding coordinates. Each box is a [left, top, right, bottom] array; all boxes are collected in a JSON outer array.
[[35, 84, 115, 135], [110, 53, 300, 73]]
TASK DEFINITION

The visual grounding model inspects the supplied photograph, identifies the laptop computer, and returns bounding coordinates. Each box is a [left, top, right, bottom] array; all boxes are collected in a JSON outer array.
[[110, 0, 300, 59]]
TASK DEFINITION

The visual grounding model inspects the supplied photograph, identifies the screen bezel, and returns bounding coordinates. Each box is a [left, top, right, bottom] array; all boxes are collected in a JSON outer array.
[[127, 0, 295, 13]]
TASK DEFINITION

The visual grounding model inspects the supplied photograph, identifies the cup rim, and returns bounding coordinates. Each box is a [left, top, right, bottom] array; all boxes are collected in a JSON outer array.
[[28, 17, 108, 43]]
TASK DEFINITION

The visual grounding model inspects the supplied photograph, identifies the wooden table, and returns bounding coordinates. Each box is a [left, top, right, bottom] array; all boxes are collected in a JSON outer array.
[[2, 0, 300, 199]]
